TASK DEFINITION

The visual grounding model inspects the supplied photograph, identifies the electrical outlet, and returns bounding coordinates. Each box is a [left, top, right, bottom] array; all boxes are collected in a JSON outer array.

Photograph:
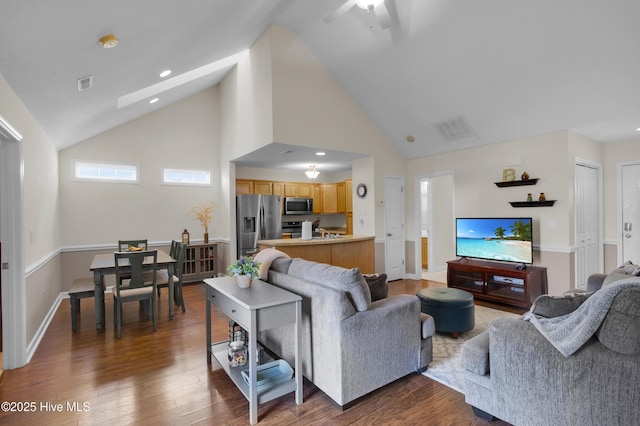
[[378, 200, 384, 207]]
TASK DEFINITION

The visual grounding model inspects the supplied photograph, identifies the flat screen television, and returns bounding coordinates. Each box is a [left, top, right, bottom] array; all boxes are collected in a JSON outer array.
[[456, 217, 533, 265]]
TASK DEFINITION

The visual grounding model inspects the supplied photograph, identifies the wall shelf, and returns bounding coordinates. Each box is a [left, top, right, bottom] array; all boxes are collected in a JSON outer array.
[[509, 200, 556, 207], [494, 178, 539, 187]]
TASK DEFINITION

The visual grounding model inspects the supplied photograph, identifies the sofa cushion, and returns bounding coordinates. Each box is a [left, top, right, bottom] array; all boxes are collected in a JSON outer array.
[[363, 273, 388, 301], [288, 258, 371, 311], [596, 288, 640, 355], [603, 261, 640, 286]]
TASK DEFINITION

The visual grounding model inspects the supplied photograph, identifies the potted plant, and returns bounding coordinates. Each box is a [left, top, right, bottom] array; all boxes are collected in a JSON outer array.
[[227, 256, 261, 288]]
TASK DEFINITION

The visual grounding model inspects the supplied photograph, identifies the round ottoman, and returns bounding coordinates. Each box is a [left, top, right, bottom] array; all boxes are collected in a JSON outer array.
[[417, 288, 475, 338]]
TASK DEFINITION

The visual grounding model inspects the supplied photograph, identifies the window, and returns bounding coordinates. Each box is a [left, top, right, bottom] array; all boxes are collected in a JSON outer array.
[[74, 161, 138, 182], [163, 168, 211, 186]]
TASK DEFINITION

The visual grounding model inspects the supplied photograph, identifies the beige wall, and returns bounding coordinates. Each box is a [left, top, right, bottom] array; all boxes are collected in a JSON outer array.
[[0, 72, 62, 347], [59, 87, 222, 247], [406, 131, 574, 294]]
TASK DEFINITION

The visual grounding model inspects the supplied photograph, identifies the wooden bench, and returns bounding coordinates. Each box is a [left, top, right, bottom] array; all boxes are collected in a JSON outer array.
[[69, 277, 95, 332]]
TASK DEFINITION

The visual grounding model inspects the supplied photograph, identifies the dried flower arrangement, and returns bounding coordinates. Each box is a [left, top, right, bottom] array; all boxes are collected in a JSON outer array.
[[188, 200, 218, 235]]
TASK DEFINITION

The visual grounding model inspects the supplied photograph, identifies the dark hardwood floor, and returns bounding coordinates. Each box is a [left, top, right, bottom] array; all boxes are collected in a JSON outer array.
[[0, 279, 511, 425]]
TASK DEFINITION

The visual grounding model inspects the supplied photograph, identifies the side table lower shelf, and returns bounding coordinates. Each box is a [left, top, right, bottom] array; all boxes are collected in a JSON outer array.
[[210, 341, 297, 405]]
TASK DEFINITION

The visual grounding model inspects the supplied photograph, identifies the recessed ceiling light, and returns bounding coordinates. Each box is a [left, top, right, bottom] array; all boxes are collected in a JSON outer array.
[[160, 70, 172, 78], [316, 152, 326, 156], [149, 98, 159, 104], [406, 135, 415, 142], [98, 34, 119, 49]]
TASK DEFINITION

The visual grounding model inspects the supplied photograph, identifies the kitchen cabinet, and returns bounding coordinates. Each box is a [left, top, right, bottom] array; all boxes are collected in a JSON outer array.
[[236, 180, 253, 195], [272, 182, 284, 197], [253, 181, 272, 195], [284, 183, 298, 197], [345, 179, 353, 213], [297, 183, 313, 198], [346, 212, 353, 235], [321, 184, 338, 213], [312, 184, 322, 214], [337, 182, 346, 213]]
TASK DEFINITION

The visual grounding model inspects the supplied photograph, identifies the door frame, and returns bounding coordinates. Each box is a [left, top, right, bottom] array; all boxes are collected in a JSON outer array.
[[616, 161, 640, 265], [413, 171, 455, 279], [573, 158, 603, 288], [0, 137, 27, 369]]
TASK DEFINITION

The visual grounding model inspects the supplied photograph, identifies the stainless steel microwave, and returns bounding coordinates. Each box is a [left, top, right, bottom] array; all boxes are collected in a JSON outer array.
[[283, 197, 313, 215]]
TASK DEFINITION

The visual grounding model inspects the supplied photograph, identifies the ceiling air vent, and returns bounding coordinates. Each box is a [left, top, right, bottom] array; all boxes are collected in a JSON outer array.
[[432, 116, 477, 144], [77, 75, 93, 92]]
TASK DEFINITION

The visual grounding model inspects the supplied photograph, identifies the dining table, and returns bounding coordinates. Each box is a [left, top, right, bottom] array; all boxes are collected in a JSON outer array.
[[89, 249, 176, 331]]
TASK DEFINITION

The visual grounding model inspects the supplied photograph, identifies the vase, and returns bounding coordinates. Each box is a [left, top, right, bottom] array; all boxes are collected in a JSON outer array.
[[204, 232, 209, 244], [236, 275, 252, 288]]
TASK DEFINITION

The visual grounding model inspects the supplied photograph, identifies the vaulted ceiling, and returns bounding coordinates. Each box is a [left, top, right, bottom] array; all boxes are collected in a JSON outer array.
[[1, 0, 639, 166]]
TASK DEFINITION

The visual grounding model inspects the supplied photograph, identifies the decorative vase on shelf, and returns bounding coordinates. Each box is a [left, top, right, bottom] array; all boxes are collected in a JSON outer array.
[[521, 171, 529, 180], [236, 275, 252, 288], [527, 193, 533, 202], [204, 232, 209, 244], [539, 192, 546, 201]]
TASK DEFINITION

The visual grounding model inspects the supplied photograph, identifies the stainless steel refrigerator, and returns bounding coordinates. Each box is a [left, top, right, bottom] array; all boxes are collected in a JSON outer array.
[[236, 194, 282, 258]]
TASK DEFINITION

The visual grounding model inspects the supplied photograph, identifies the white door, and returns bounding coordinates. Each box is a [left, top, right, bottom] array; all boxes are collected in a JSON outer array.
[[574, 163, 601, 289], [385, 176, 405, 281], [620, 163, 640, 264]]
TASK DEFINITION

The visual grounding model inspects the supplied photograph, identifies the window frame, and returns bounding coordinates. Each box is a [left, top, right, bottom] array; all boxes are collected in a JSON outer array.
[[162, 167, 212, 186], [73, 160, 139, 183]]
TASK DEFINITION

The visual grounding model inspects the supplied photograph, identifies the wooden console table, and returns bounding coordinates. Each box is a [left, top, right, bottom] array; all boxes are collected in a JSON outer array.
[[447, 259, 547, 309], [205, 276, 302, 424]]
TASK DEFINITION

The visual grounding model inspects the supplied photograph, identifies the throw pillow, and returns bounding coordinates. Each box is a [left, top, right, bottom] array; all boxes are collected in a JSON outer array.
[[363, 273, 388, 302], [603, 261, 640, 286]]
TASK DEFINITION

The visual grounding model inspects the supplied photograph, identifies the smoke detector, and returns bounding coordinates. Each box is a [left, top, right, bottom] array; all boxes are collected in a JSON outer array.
[[99, 34, 119, 49]]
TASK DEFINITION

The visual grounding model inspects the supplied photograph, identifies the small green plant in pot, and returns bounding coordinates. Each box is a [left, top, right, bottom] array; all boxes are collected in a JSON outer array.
[[227, 256, 261, 288]]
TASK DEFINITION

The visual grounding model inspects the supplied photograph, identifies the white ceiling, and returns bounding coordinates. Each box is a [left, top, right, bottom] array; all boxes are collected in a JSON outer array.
[[1, 0, 639, 172]]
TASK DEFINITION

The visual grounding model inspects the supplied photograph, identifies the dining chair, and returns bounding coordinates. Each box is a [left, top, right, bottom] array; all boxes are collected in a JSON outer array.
[[113, 249, 158, 339], [118, 239, 148, 251], [156, 241, 187, 313]]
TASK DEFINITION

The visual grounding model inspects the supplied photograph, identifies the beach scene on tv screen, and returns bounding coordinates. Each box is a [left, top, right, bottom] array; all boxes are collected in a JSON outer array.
[[457, 218, 532, 263]]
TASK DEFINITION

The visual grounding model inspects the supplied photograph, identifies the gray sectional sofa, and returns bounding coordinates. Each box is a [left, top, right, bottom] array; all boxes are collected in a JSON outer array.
[[461, 263, 640, 426], [257, 256, 434, 408]]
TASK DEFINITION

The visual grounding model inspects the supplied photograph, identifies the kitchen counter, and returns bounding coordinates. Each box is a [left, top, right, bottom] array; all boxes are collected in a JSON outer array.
[[258, 235, 374, 273]]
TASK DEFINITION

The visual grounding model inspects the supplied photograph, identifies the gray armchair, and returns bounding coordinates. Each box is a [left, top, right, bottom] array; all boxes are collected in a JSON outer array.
[[461, 264, 640, 426]]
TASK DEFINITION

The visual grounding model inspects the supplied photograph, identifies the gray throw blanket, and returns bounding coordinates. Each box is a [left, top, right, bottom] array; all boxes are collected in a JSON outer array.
[[524, 278, 640, 357]]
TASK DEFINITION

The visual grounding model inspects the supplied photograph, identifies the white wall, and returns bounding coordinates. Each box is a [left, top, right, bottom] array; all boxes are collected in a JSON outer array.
[[0, 71, 61, 361], [406, 130, 573, 293], [59, 87, 222, 246]]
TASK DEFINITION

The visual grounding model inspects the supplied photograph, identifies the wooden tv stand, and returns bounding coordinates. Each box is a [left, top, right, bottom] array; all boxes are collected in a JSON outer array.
[[447, 259, 547, 309]]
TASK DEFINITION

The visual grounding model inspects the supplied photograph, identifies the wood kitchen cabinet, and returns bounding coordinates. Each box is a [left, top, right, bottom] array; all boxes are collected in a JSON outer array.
[[297, 183, 313, 198], [253, 180, 273, 194], [321, 184, 338, 213], [312, 184, 322, 214], [336, 182, 346, 213], [236, 179, 253, 195], [345, 179, 353, 213], [284, 183, 299, 197]]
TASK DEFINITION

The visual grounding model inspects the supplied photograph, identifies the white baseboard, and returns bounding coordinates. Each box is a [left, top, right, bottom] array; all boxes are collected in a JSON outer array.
[[26, 292, 65, 364]]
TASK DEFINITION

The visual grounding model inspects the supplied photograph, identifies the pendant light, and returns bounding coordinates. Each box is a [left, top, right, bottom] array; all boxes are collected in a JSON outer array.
[[305, 165, 320, 179]]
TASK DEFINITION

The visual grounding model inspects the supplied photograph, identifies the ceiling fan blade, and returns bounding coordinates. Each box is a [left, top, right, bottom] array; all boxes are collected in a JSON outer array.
[[324, 0, 358, 23], [374, 2, 393, 29]]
